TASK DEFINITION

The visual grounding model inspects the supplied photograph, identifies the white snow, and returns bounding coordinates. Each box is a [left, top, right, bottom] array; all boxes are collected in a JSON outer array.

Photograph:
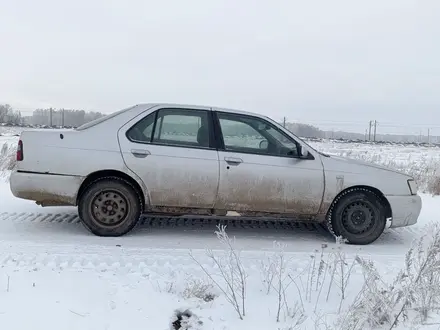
[[1, 132, 440, 329]]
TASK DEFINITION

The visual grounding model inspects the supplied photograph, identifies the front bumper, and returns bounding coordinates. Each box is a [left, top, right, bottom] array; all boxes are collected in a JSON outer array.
[[387, 194, 422, 228], [9, 171, 83, 206]]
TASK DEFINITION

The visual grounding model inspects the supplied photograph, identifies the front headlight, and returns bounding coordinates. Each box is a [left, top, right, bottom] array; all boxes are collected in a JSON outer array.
[[407, 179, 418, 195]]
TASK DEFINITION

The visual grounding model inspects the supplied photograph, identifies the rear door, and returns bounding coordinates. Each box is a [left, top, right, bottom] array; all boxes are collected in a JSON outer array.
[[117, 105, 220, 210], [212, 110, 325, 216]]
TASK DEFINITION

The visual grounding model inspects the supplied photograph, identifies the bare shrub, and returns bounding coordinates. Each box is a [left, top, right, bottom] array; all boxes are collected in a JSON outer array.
[[260, 253, 278, 295], [0, 142, 16, 173], [337, 257, 394, 330], [297, 237, 356, 316], [188, 221, 440, 329], [313, 311, 333, 330], [0, 142, 7, 156], [4, 153, 16, 171], [314, 244, 329, 312], [261, 239, 360, 328], [272, 242, 292, 323], [427, 175, 440, 196], [338, 222, 440, 330], [259, 242, 307, 325], [182, 278, 216, 302], [190, 225, 247, 320], [150, 279, 176, 294], [389, 222, 440, 328], [326, 243, 357, 313]]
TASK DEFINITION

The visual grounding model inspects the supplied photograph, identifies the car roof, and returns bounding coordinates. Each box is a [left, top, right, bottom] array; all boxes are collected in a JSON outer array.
[[135, 102, 266, 118], [77, 102, 271, 132]]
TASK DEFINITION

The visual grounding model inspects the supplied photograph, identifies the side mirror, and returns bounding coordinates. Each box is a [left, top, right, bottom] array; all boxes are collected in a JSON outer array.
[[298, 144, 309, 159], [259, 140, 268, 149]]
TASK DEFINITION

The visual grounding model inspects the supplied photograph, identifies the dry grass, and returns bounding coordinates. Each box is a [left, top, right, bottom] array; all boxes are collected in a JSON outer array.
[[337, 222, 440, 330], [193, 225, 440, 329], [190, 225, 247, 320], [427, 176, 440, 196], [0, 142, 16, 173]]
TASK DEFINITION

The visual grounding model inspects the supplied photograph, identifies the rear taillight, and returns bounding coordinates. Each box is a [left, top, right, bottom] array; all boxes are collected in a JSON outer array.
[[16, 140, 23, 161]]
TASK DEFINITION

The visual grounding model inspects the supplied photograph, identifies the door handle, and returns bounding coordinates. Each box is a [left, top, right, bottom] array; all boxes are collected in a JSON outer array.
[[131, 149, 151, 158], [224, 157, 243, 165]]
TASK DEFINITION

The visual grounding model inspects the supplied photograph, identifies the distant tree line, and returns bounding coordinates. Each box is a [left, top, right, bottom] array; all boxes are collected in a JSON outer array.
[[0, 104, 105, 128], [0, 104, 23, 125], [284, 122, 324, 138], [30, 108, 104, 127]]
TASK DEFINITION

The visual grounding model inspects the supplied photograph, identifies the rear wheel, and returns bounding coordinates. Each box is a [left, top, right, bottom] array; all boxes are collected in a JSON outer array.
[[327, 188, 387, 245], [78, 178, 142, 236]]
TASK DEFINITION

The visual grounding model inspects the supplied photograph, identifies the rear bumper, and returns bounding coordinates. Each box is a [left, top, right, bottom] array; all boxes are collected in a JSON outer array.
[[9, 171, 84, 206], [387, 194, 422, 228]]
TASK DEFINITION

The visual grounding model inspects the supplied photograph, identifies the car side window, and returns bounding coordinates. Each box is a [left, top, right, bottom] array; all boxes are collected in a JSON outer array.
[[126, 112, 156, 142], [152, 109, 211, 148], [217, 112, 298, 157]]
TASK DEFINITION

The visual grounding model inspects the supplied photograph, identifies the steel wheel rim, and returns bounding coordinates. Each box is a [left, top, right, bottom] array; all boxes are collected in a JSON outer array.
[[90, 189, 129, 227], [341, 201, 376, 235]]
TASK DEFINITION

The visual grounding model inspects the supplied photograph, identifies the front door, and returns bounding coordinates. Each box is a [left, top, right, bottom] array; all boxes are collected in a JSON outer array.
[[118, 106, 220, 210], [213, 111, 324, 216]]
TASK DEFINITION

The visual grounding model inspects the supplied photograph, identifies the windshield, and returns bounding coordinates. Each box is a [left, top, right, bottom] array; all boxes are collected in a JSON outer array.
[[75, 106, 135, 131]]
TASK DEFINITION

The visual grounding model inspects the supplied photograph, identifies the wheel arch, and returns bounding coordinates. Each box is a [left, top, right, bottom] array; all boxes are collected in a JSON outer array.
[[76, 169, 147, 211], [326, 185, 392, 220]]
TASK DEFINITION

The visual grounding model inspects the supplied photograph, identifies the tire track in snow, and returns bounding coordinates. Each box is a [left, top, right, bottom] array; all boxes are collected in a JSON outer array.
[[0, 242, 405, 278], [0, 211, 423, 260], [0, 211, 422, 242], [0, 211, 330, 232], [0, 250, 233, 274]]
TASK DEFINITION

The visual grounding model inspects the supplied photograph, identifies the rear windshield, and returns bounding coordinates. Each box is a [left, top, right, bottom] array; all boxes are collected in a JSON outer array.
[[76, 106, 135, 131]]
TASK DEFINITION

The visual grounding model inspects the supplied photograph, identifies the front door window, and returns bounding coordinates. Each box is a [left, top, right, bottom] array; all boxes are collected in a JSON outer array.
[[217, 112, 298, 157]]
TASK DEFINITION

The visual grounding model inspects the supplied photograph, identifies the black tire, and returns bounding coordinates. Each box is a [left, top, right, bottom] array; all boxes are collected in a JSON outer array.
[[78, 177, 142, 237], [327, 188, 386, 245]]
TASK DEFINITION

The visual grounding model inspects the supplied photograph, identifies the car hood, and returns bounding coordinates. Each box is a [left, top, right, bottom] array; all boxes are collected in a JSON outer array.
[[326, 155, 411, 177]]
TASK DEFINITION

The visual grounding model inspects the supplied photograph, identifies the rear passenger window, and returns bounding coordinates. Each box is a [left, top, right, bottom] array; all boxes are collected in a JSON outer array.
[[152, 109, 211, 148], [127, 108, 212, 149], [126, 112, 156, 142]]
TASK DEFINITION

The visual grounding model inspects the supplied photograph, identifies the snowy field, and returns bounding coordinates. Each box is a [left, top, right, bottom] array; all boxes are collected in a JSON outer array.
[[2, 126, 440, 329]]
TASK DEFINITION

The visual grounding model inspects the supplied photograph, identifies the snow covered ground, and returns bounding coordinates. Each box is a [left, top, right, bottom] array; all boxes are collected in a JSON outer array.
[[1, 128, 440, 329]]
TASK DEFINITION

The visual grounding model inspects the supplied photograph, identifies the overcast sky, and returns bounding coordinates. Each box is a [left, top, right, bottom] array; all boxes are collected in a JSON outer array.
[[0, 0, 439, 134]]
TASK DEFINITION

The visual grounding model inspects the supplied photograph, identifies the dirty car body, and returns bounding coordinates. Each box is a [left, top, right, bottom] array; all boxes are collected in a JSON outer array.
[[9, 103, 422, 244]]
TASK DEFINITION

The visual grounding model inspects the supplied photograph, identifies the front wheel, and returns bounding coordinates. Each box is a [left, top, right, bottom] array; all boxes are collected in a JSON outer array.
[[327, 188, 387, 245], [78, 178, 142, 237]]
